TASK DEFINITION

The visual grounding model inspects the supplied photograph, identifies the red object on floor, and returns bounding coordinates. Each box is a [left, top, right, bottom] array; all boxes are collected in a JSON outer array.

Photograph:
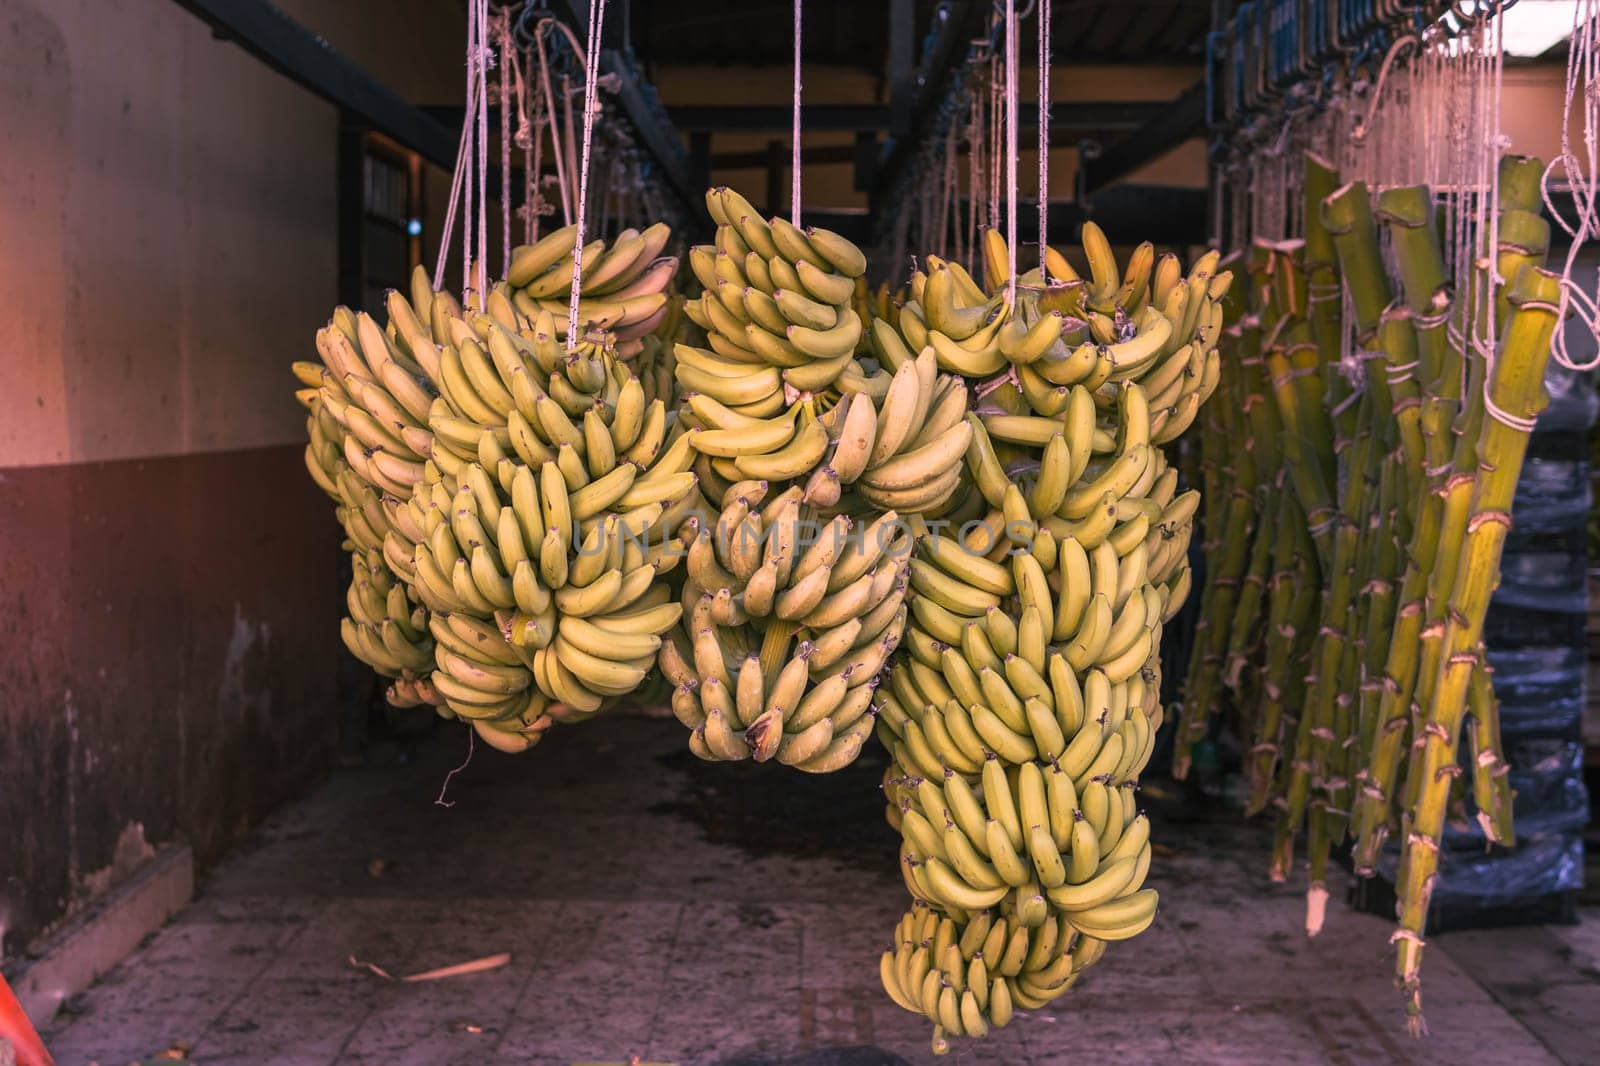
[[0, 974, 54, 1066]]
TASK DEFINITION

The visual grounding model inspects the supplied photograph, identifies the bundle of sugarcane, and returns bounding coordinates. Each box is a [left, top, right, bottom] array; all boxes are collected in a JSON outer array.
[[1171, 151, 1561, 1029], [873, 225, 1228, 1053]]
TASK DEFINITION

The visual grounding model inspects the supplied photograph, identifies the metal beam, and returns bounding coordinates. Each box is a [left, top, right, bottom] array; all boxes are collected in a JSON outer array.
[[670, 105, 891, 132], [171, 0, 458, 168], [711, 144, 859, 171], [870, 1, 986, 212], [1079, 83, 1206, 195], [933, 187, 1208, 250], [888, 0, 915, 136], [666, 101, 1169, 134]]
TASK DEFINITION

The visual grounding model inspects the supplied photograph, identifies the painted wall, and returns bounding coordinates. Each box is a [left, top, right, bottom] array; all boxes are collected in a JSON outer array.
[[0, 0, 461, 969]]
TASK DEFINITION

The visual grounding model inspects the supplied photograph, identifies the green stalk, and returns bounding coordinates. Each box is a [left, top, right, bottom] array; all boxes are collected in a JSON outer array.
[[1173, 427, 1259, 778], [1304, 153, 1347, 457], [1224, 352, 1287, 697], [1288, 181, 1401, 892], [1276, 407, 1372, 882], [1400, 352, 1489, 819], [1467, 649, 1515, 845], [1356, 457, 1405, 759], [1351, 186, 1459, 871], [1246, 492, 1317, 815], [1174, 277, 1269, 779], [1395, 266, 1560, 1033]]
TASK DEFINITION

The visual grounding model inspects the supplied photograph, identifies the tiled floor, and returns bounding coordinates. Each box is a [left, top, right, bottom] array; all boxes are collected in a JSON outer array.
[[43, 716, 1596, 1065]]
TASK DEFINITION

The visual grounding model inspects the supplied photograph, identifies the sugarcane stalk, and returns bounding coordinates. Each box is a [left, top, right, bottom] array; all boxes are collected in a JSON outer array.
[[1356, 457, 1405, 759], [1400, 154, 1552, 818], [1173, 431, 1259, 777], [1303, 153, 1348, 454], [1277, 407, 1373, 883], [1288, 180, 1406, 898], [1495, 157, 1552, 329], [1246, 491, 1317, 814], [1351, 186, 1462, 872], [1332, 451, 1401, 851], [1394, 266, 1560, 1034], [1224, 352, 1287, 697], [1400, 349, 1489, 820], [1467, 649, 1516, 846], [1174, 284, 1267, 778]]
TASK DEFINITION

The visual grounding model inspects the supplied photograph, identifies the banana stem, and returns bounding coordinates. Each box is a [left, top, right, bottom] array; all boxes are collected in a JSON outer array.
[[759, 618, 800, 685]]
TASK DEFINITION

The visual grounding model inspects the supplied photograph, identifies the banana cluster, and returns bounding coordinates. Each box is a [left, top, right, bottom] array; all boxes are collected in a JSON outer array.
[[630, 296, 683, 407], [868, 227, 1232, 1054], [293, 294, 443, 709], [680, 347, 973, 517], [878, 255, 1010, 377], [879, 902, 1110, 1052], [505, 222, 679, 360], [415, 331, 702, 730], [340, 547, 437, 708], [683, 187, 869, 404], [657, 489, 909, 771], [294, 252, 712, 752], [892, 754, 1156, 927], [823, 349, 973, 516]]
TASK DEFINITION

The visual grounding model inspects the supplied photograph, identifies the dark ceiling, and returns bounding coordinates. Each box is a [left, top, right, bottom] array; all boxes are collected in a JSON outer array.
[[625, 1, 1211, 75]]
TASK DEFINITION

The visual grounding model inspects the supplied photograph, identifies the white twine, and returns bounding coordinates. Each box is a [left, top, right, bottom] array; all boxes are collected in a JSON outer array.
[[433, 72, 479, 290], [1037, 0, 1051, 275], [463, 0, 478, 294], [1543, 0, 1600, 371], [1004, 0, 1018, 305], [567, 0, 608, 346], [792, 0, 803, 225], [499, 8, 512, 277], [533, 23, 574, 226], [474, 0, 490, 300], [989, 50, 1002, 233], [433, 0, 494, 295]]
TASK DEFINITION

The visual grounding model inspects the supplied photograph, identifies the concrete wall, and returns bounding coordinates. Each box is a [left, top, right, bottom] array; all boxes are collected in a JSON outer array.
[[0, 0, 460, 962]]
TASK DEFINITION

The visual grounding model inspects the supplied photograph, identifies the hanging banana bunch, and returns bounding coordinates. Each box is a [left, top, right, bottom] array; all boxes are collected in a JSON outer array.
[[505, 221, 680, 360], [682, 186, 868, 405], [292, 296, 445, 713], [294, 241, 712, 753], [872, 225, 1228, 1054], [879, 902, 1111, 1052], [655, 186, 983, 772], [657, 489, 909, 770]]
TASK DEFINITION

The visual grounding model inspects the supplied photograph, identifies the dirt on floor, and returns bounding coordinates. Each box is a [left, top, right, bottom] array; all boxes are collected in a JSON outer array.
[[42, 714, 1599, 1065]]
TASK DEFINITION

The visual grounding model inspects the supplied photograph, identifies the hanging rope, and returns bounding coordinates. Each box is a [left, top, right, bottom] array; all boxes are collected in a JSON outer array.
[[1544, 0, 1600, 371], [566, 0, 608, 347], [1004, 0, 1019, 305], [792, 0, 803, 225], [433, 0, 493, 294], [1037, 0, 1051, 276], [533, 24, 573, 225], [474, 0, 491, 299], [498, 9, 513, 277]]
